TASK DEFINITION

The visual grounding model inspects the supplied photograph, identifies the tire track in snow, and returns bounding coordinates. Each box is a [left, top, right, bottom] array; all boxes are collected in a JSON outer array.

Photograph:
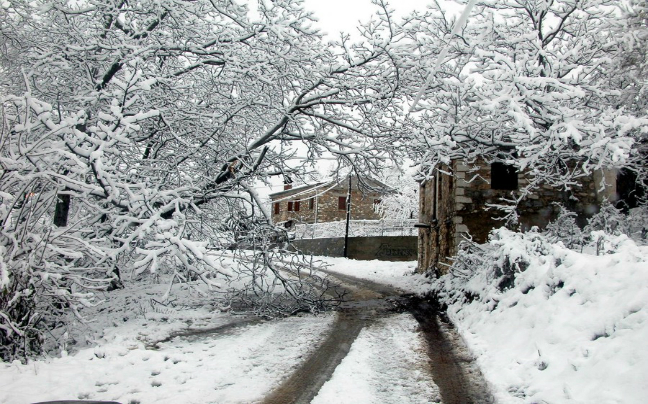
[[262, 269, 407, 404], [263, 269, 493, 404], [407, 296, 494, 404], [262, 312, 366, 404]]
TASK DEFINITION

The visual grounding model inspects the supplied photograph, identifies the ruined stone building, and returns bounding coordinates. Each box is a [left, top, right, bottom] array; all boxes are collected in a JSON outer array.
[[269, 176, 392, 228], [417, 159, 632, 274]]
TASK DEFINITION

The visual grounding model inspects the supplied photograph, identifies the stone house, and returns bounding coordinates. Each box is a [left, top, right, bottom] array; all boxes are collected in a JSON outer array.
[[417, 159, 623, 274], [269, 175, 392, 228]]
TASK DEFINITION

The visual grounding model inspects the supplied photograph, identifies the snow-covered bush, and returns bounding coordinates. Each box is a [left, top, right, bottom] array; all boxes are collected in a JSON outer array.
[[544, 204, 584, 250], [584, 203, 648, 253], [433, 228, 554, 309], [432, 227, 648, 403], [584, 203, 632, 237], [628, 206, 648, 242]]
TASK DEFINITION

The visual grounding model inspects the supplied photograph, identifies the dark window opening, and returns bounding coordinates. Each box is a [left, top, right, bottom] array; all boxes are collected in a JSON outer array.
[[273, 202, 280, 215], [616, 168, 645, 213], [491, 162, 518, 190], [294, 201, 300, 212], [338, 196, 347, 210], [309, 198, 314, 210], [287, 201, 294, 211]]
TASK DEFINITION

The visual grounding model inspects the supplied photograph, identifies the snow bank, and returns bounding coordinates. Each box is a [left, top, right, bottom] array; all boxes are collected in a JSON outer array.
[[434, 228, 648, 403], [0, 279, 334, 404]]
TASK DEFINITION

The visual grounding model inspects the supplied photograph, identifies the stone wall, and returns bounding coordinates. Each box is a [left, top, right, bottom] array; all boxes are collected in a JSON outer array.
[[271, 177, 383, 227], [291, 237, 345, 257], [418, 159, 617, 274], [453, 160, 611, 241], [271, 189, 318, 225], [292, 236, 417, 261], [417, 165, 456, 274]]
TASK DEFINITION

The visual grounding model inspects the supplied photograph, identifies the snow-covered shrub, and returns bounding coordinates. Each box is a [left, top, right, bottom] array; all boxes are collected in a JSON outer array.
[[584, 203, 648, 253], [433, 228, 553, 310], [433, 227, 648, 403], [628, 206, 648, 243], [584, 202, 631, 237], [0, 187, 111, 362], [544, 204, 583, 249]]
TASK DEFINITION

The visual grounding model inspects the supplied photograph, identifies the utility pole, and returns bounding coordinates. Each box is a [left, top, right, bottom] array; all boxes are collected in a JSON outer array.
[[343, 175, 352, 258]]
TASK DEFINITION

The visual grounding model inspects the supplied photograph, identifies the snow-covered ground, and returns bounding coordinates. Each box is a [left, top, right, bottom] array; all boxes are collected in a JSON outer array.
[[0, 257, 428, 404], [434, 229, 648, 404], [316, 257, 429, 294], [3, 235, 646, 404], [0, 280, 335, 404], [312, 314, 441, 404]]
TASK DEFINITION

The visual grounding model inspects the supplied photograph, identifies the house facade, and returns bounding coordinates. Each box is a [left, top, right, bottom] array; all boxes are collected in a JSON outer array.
[[417, 159, 620, 274], [269, 176, 391, 228]]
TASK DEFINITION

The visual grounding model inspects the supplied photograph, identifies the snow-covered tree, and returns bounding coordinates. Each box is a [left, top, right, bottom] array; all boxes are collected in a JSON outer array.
[[376, 170, 419, 221], [0, 0, 407, 359], [403, 0, 647, 201]]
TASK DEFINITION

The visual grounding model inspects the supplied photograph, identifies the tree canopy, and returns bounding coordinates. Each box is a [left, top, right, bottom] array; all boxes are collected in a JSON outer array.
[[403, 0, 647, 197], [0, 0, 645, 360]]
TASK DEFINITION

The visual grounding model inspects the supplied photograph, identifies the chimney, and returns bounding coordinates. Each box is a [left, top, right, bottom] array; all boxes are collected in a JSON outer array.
[[284, 176, 293, 190]]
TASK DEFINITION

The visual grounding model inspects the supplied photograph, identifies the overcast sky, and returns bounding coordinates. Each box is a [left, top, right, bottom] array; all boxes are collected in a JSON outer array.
[[301, 0, 431, 39]]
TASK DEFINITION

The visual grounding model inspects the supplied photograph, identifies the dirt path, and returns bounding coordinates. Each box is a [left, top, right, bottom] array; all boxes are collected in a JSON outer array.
[[263, 270, 493, 404]]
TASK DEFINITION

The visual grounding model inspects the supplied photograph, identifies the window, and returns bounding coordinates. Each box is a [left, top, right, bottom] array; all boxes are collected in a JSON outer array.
[[338, 196, 347, 210], [309, 198, 314, 210], [491, 162, 518, 190], [287, 201, 300, 212], [273, 202, 280, 215]]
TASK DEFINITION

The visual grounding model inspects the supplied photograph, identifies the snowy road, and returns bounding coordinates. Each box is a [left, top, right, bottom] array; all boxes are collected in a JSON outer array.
[[2, 262, 492, 404], [263, 269, 493, 404]]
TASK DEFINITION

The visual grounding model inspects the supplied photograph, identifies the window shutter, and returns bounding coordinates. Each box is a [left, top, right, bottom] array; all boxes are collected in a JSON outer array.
[[294, 201, 300, 212], [338, 196, 347, 210]]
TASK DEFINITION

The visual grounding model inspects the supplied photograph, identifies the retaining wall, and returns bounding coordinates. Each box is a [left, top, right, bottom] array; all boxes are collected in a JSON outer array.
[[291, 236, 417, 261]]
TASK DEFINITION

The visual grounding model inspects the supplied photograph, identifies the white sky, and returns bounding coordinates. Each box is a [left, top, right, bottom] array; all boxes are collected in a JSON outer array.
[[301, 0, 430, 39]]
